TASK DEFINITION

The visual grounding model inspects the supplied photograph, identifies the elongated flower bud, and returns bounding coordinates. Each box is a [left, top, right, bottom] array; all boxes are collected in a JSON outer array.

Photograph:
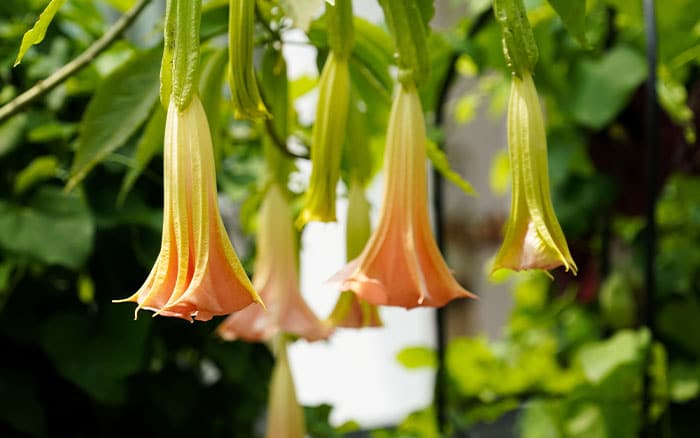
[[297, 53, 350, 226], [266, 341, 305, 438], [493, 72, 577, 274], [229, 0, 269, 119]]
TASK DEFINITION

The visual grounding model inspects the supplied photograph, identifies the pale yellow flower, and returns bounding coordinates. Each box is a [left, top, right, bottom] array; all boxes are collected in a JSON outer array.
[[493, 72, 577, 274]]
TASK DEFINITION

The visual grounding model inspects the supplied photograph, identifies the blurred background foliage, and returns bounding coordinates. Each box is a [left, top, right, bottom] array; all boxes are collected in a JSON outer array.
[[0, 0, 699, 437]]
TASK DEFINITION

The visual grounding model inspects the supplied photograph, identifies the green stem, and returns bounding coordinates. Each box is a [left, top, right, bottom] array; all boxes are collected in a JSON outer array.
[[379, 0, 430, 86], [493, 0, 538, 77]]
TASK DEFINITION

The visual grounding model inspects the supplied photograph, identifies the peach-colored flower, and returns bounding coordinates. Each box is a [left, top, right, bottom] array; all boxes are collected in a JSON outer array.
[[217, 184, 333, 341], [266, 340, 305, 438], [328, 181, 382, 327], [331, 85, 474, 308], [115, 95, 263, 321], [493, 72, 577, 274]]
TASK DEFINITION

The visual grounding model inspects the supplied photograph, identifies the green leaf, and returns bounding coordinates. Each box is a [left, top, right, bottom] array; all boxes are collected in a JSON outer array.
[[577, 329, 650, 385], [279, 0, 325, 31], [564, 404, 606, 438], [546, 0, 588, 47], [0, 114, 28, 158], [567, 46, 647, 129], [14, 0, 67, 66], [396, 346, 437, 369], [117, 105, 166, 205], [67, 46, 162, 190], [427, 140, 477, 197], [39, 306, 151, 403], [0, 186, 94, 269], [13, 155, 59, 195], [657, 299, 700, 356], [519, 400, 564, 438], [104, 0, 136, 12]]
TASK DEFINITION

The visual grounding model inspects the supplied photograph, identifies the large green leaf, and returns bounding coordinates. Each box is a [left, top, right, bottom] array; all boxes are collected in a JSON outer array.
[[546, 0, 588, 47], [657, 299, 700, 356], [14, 0, 67, 66], [577, 329, 650, 384], [567, 46, 647, 130], [0, 186, 94, 269], [39, 306, 151, 404], [67, 46, 162, 190]]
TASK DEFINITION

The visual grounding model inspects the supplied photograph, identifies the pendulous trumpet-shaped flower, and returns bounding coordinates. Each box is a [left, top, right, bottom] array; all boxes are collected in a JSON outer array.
[[266, 340, 305, 438], [217, 184, 333, 341], [330, 85, 474, 308], [328, 181, 382, 327], [492, 72, 577, 274], [115, 95, 263, 321]]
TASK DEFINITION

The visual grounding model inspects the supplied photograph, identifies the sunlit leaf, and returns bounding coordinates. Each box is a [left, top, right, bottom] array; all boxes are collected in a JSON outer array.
[[396, 346, 437, 369], [13, 155, 59, 195], [14, 0, 67, 66]]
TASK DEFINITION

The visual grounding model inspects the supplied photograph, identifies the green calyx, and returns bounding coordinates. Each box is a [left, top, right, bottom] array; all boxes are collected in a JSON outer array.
[[327, 0, 355, 59], [161, 0, 202, 110], [379, 0, 430, 87], [494, 0, 538, 78]]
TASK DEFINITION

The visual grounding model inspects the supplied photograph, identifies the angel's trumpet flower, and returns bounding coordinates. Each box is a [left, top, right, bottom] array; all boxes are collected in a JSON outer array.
[[217, 184, 333, 341], [266, 340, 305, 438], [493, 72, 577, 274], [331, 85, 474, 308], [115, 96, 262, 321], [328, 181, 382, 327]]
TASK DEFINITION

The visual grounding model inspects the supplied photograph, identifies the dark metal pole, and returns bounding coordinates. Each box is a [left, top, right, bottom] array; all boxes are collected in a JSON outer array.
[[641, 0, 658, 436]]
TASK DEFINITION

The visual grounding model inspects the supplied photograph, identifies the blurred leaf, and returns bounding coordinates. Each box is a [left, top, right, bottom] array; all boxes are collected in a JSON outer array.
[[546, 0, 588, 47], [567, 46, 647, 129], [14, 0, 66, 66], [519, 400, 564, 438], [39, 306, 151, 404], [199, 48, 228, 164], [577, 329, 650, 384], [489, 148, 510, 196], [649, 342, 669, 421], [657, 299, 700, 356], [77, 273, 95, 304], [0, 186, 94, 269], [13, 155, 59, 194], [397, 406, 439, 438], [290, 75, 318, 100], [669, 362, 700, 402], [117, 106, 165, 205], [397, 346, 437, 369], [0, 371, 45, 437], [427, 140, 477, 197], [564, 403, 605, 438], [67, 46, 161, 190], [599, 271, 637, 330], [104, 0, 135, 12], [0, 113, 28, 157]]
